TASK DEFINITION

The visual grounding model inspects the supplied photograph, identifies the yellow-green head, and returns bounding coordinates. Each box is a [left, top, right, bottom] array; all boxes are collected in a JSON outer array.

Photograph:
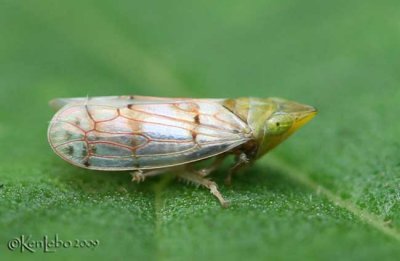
[[224, 97, 317, 158]]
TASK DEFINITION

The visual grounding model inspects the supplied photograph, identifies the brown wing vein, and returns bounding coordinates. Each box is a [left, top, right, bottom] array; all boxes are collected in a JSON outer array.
[[127, 107, 239, 133]]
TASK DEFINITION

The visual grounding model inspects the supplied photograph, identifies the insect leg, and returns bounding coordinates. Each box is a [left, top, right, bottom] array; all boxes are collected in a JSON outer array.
[[131, 169, 169, 183], [177, 171, 229, 208], [196, 155, 226, 177], [225, 152, 250, 185]]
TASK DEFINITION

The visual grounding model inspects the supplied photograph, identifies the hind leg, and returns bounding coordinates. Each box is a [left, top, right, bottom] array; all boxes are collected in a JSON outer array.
[[177, 170, 229, 207]]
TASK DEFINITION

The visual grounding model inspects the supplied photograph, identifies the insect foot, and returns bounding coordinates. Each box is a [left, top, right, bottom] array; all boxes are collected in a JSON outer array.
[[131, 170, 145, 183], [209, 182, 230, 208]]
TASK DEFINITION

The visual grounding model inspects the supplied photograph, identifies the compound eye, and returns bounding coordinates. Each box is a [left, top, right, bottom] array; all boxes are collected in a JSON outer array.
[[265, 114, 293, 135]]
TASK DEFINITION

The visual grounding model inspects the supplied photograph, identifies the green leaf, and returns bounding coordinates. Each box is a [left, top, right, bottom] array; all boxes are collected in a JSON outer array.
[[1, 0, 400, 260]]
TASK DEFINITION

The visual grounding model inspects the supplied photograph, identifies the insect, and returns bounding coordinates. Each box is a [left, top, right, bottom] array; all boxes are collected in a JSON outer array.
[[48, 95, 317, 207]]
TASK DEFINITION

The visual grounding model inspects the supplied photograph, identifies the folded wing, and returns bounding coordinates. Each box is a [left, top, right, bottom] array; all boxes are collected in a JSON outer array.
[[48, 96, 251, 170]]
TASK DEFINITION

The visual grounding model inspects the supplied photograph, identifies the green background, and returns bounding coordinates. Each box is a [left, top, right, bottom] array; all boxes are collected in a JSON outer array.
[[1, 0, 400, 260]]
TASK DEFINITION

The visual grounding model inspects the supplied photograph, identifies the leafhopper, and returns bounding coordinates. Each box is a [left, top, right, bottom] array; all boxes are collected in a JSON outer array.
[[48, 96, 317, 207]]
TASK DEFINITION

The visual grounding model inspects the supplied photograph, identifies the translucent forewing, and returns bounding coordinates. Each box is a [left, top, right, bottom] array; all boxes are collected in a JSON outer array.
[[48, 97, 251, 170]]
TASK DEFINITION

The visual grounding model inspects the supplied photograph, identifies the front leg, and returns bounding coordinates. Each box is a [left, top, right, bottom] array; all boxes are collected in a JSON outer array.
[[225, 152, 250, 186]]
